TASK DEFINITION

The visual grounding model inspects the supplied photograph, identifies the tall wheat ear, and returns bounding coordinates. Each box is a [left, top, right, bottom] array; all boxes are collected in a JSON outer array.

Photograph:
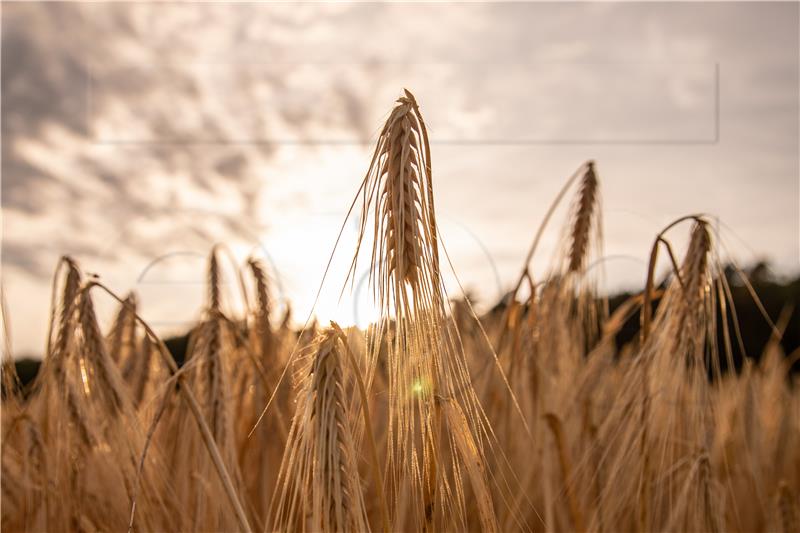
[[344, 89, 504, 533], [349, 88, 439, 314]]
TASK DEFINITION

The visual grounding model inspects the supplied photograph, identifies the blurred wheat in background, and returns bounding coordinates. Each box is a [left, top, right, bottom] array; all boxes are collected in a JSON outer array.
[[2, 90, 798, 533]]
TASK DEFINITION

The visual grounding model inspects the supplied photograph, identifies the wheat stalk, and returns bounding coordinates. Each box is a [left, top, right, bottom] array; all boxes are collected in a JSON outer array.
[[443, 399, 499, 533]]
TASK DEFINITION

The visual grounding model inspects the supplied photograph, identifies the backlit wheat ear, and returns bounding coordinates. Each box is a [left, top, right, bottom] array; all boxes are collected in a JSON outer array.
[[248, 258, 271, 322], [272, 328, 369, 533], [310, 330, 369, 532], [78, 287, 126, 416], [346, 89, 504, 532], [38, 257, 80, 392], [351, 88, 439, 313], [568, 161, 599, 274]]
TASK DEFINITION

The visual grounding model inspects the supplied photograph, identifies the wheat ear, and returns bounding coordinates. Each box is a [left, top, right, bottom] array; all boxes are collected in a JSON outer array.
[[78, 287, 129, 416], [247, 258, 273, 361], [669, 220, 713, 362], [271, 328, 369, 532], [350, 88, 439, 314], [568, 161, 599, 273], [311, 330, 370, 532]]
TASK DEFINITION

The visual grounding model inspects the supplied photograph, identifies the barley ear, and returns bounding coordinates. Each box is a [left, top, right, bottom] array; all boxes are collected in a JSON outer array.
[[568, 161, 599, 274], [310, 330, 370, 532], [350, 88, 439, 314]]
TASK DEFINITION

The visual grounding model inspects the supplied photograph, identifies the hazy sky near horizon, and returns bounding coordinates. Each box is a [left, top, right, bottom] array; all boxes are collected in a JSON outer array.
[[3, 1, 798, 356]]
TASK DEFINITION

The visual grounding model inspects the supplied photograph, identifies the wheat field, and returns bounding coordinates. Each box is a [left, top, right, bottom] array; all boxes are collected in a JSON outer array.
[[2, 90, 798, 533]]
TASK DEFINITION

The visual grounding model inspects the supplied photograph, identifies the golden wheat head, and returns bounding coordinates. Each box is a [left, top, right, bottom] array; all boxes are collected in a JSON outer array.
[[351, 89, 439, 314]]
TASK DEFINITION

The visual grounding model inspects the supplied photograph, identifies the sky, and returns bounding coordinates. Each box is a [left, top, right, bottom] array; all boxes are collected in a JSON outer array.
[[2, 1, 799, 357]]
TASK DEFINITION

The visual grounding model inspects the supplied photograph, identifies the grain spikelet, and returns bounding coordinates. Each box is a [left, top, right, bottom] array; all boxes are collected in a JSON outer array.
[[351, 88, 439, 314], [568, 161, 599, 274], [271, 328, 369, 532], [248, 258, 274, 363], [699, 451, 720, 533]]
